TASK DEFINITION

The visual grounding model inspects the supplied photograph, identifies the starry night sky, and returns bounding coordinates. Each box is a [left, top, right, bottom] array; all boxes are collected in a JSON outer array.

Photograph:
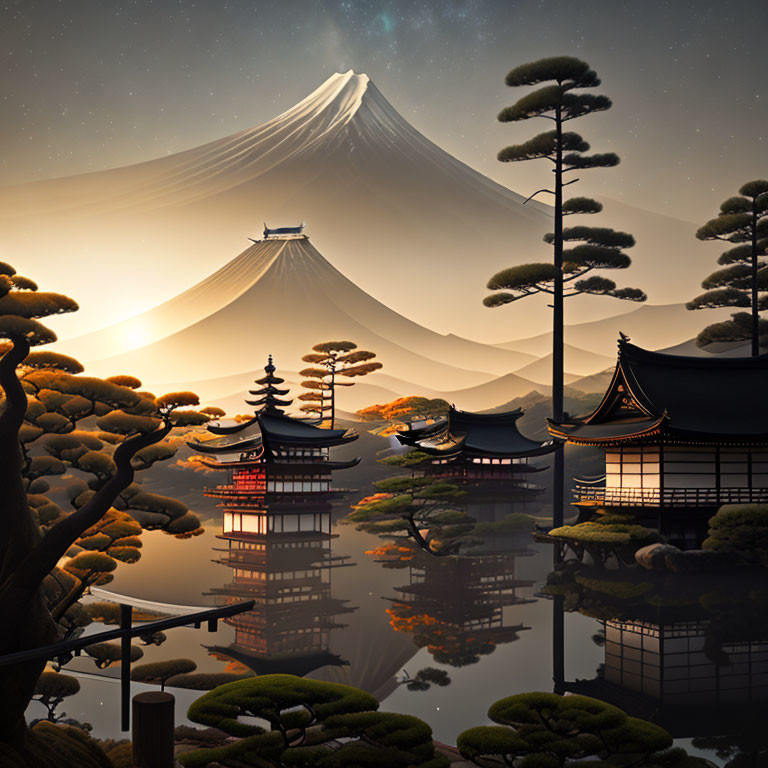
[[2, 0, 766, 222]]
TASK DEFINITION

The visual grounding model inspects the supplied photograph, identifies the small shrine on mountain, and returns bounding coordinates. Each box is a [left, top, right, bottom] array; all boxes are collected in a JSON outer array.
[[548, 337, 768, 517], [259, 222, 307, 240], [396, 406, 556, 518]]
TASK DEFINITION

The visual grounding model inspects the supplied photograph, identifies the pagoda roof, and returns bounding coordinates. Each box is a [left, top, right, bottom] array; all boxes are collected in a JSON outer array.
[[199, 456, 361, 471], [248, 386, 290, 397], [397, 406, 556, 458], [548, 338, 768, 445], [207, 415, 260, 436], [188, 412, 358, 456], [260, 413, 357, 447], [205, 645, 346, 677]]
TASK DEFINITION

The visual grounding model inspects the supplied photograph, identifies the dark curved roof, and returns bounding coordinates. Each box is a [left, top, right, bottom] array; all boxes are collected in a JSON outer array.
[[207, 415, 260, 435], [205, 645, 346, 677], [259, 414, 357, 446], [549, 339, 768, 444], [188, 412, 358, 456], [398, 406, 555, 458]]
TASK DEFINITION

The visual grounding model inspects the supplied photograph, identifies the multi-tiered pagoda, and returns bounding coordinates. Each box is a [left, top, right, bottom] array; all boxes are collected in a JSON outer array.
[[189, 356, 361, 673], [547, 337, 768, 525], [190, 356, 361, 537], [396, 406, 556, 520]]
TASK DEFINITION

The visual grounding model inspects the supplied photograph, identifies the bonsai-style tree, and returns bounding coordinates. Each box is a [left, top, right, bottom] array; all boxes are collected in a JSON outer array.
[[387, 599, 501, 668], [131, 658, 197, 691], [299, 341, 382, 428], [547, 515, 661, 566], [458, 692, 709, 767], [31, 671, 80, 723], [0, 261, 209, 748], [398, 667, 450, 692], [83, 641, 144, 670], [485, 56, 646, 526], [687, 180, 768, 355], [703, 504, 768, 567], [345, 475, 473, 557], [177, 674, 448, 768]]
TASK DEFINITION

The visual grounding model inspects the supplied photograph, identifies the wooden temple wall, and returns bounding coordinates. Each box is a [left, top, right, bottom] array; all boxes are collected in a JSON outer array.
[[605, 446, 768, 492]]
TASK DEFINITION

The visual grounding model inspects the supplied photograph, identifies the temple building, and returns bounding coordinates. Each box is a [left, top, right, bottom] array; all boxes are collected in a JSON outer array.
[[189, 355, 361, 675], [548, 337, 768, 518], [189, 356, 361, 538], [396, 406, 556, 520]]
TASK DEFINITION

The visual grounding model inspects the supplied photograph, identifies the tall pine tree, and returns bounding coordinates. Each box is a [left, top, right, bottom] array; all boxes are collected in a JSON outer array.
[[687, 180, 768, 355], [485, 56, 645, 526]]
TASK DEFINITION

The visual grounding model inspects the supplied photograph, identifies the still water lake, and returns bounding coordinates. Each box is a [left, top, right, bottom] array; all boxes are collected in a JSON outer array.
[[34, 434, 762, 766]]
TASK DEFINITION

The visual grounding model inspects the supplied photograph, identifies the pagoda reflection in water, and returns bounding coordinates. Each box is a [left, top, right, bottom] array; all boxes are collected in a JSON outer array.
[[189, 356, 360, 676], [380, 537, 537, 668]]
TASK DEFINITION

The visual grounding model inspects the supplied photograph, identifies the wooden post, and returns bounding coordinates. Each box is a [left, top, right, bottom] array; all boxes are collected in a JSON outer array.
[[120, 603, 132, 732], [132, 691, 175, 768]]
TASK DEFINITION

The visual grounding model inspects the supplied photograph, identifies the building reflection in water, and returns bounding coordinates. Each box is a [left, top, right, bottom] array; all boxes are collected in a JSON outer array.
[[550, 565, 768, 736], [602, 618, 768, 707], [207, 508, 355, 675], [380, 537, 536, 669]]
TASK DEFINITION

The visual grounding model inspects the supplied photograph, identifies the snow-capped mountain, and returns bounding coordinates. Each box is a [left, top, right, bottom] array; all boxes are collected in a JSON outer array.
[[3, 70, 698, 371], [1, 71, 556, 338]]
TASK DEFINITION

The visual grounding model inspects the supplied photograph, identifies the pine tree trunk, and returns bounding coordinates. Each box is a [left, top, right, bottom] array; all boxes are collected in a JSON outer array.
[[552, 104, 565, 529], [752, 201, 759, 357], [329, 364, 336, 429], [0, 337, 59, 747]]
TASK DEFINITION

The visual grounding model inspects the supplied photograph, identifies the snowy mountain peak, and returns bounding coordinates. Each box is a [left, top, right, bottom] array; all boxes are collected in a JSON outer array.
[[271, 70, 376, 134]]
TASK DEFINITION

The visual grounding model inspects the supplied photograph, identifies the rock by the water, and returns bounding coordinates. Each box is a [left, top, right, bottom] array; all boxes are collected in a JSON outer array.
[[635, 543, 681, 570]]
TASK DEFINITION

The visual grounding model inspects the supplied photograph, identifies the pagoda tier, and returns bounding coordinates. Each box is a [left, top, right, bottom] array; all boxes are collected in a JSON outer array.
[[194, 409, 360, 507], [207, 508, 354, 676], [243, 355, 293, 415], [190, 413, 359, 457], [548, 338, 768, 510]]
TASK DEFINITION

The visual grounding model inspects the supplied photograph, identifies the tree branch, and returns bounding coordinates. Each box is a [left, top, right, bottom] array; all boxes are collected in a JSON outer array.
[[13, 421, 172, 592], [0, 336, 31, 438], [523, 188, 555, 205]]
